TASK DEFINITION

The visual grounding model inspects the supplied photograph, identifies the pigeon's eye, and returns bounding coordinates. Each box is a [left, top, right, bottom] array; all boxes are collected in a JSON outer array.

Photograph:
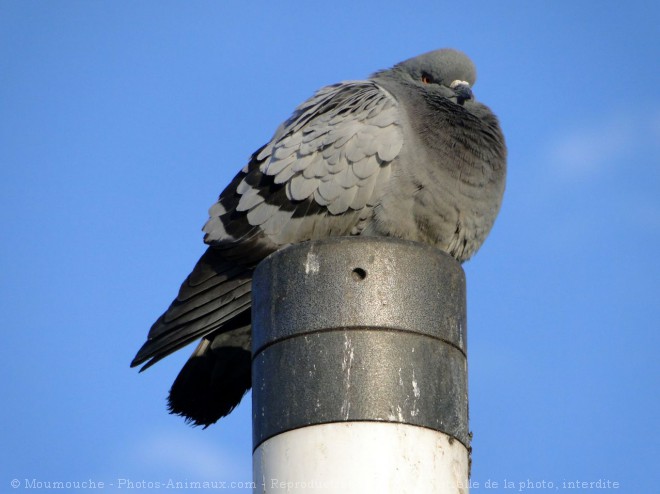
[[421, 73, 434, 84]]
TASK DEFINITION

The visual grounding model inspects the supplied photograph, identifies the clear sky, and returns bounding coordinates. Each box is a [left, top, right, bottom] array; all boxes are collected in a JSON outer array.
[[1, 1, 658, 492]]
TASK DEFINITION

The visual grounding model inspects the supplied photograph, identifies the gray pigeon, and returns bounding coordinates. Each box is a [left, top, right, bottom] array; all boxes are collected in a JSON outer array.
[[131, 48, 506, 426]]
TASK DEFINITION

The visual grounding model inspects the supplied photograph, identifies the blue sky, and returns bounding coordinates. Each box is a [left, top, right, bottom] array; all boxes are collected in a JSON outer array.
[[1, 1, 658, 492]]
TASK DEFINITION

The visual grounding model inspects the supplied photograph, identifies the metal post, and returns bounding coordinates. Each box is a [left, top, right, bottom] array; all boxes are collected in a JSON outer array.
[[252, 237, 470, 493]]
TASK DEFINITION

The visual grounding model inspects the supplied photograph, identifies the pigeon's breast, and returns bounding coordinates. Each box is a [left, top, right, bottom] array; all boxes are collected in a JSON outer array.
[[365, 86, 506, 261]]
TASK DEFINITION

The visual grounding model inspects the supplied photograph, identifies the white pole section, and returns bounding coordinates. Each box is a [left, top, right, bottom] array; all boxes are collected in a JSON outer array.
[[251, 237, 470, 494]]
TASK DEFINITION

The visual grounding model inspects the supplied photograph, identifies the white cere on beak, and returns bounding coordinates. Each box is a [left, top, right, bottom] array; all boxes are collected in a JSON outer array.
[[450, 80, 471, 89]]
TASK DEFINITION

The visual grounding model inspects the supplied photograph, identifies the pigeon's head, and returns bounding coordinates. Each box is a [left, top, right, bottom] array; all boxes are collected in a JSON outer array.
[[381, 48, 477, 103]]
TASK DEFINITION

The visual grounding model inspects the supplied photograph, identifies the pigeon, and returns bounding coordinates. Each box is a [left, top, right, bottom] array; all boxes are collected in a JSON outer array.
[[131, 48, 506, 427]]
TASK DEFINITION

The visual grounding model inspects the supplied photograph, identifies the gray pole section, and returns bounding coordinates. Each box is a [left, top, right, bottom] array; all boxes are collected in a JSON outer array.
[[252, 237, 470, 493]]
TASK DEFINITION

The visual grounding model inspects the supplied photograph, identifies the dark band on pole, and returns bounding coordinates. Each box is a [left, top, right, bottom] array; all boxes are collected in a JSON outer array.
[[251, 237, 469, 450]]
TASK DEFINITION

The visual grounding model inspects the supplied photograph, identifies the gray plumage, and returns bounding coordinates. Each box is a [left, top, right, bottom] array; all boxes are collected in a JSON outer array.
[[131, 48, 506, 427]]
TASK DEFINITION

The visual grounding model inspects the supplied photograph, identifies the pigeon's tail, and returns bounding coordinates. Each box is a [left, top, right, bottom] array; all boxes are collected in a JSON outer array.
[[168, 321, 252, 427], [131, 247, 255, 425]]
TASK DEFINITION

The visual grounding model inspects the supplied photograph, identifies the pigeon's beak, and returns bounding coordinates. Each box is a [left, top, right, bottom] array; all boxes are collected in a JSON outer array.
[[450, 80, 473, 104]]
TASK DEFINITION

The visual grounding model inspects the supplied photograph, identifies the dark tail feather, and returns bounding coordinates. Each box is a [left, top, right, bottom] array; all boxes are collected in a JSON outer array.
[[168, 317, 252, 427]]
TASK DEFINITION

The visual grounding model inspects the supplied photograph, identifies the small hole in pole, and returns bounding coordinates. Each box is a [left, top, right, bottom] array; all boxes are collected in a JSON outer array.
[[352, 267, 367, 281]]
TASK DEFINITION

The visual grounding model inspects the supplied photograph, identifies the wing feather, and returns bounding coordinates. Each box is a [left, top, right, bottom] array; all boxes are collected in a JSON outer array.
[[248, 80, 403, 221], [131, 249, 253, 371]]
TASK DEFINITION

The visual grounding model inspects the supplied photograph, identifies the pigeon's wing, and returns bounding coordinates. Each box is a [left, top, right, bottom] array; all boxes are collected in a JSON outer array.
[[203, 80, 403, 255], [131, 248, 252, 370], [132, 80, 403, 371]]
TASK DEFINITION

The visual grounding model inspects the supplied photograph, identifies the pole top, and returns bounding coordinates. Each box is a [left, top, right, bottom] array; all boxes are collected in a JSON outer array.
[[252, 236, 467, 357]]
